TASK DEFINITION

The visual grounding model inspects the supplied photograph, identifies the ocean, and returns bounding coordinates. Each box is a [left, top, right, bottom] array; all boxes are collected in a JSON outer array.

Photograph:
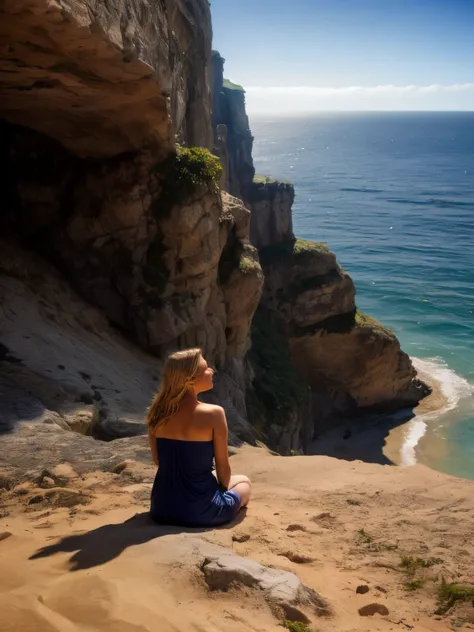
[[250, 111, 474, 480]]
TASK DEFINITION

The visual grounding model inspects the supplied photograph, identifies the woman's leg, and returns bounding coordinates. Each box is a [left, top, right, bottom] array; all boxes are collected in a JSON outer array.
[[228, 474, 251, 507]]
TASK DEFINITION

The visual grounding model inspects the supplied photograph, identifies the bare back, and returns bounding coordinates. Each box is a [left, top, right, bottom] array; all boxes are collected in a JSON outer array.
[[153, 397, 217, 442]]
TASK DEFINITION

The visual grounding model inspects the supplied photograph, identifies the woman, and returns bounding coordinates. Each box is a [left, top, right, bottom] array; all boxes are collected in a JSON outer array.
[[147, 348, 251, 527]]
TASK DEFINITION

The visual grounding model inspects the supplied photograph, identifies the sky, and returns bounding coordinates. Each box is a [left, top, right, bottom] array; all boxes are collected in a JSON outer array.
[[210, 0, 474, 113]]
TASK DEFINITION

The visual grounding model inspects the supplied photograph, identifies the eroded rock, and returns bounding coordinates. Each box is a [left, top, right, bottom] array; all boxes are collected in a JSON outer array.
[[202, 552, 331, 621]]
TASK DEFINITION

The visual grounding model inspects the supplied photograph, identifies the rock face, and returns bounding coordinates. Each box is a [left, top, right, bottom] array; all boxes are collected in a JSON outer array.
[[211, 51, 254, 200], [0, 1, 428, 456], [211, 53, 429, 445], [248, 178, 295, 249], [0, 2, 262, 444], [258, 239, 430, 435], [2, 126, 262, 367], [0, 0, 213, 158]]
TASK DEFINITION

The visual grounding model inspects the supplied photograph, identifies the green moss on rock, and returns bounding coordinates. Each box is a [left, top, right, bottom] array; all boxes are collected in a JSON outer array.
[[355, 310, 394, 336], [223, 78, 245, 92], [238, 245, 260, 275], [259, 238, 330, 267], [253, 173, 277, 185]]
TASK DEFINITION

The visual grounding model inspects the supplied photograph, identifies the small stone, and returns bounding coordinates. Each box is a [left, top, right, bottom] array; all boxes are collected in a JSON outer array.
[[42, 477, 56, 488], [375, 585, 388, 594], [347, 498, 361, 506], [356, 584, 370, 594], [280, 551, 314, 564], [232, 533, 250, 543], [0, 532, 13, 542], [286, 524, 307, 532], [358, 603, 389, 617]]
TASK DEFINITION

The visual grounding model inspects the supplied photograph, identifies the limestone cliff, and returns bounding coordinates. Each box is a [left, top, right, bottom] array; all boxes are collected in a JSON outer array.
[[211, 53, 429, 447], [248, 176, 295, 249], [0, 0, 213, 155], [0, 0, 263, 442], [0, 0, 429, 455], [211, 51, 255, 200], [259, 239, 429, 435]]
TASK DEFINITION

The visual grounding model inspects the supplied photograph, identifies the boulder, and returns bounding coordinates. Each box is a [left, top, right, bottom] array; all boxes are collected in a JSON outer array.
[[202, 552, 331, 622]]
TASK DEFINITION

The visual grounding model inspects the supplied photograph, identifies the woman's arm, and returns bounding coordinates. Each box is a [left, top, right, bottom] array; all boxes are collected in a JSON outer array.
[[213, 407, 231, 489], [148, 426, 159, 468]]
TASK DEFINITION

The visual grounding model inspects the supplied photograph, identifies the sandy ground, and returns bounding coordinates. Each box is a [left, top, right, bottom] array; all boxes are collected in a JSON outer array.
[[1, 445, 473, 632]]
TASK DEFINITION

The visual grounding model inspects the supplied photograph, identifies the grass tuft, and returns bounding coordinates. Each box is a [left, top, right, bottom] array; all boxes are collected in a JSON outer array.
[[405, 579, 425, 591], [400, 556, 442, 575], [436, 578, 474, 614], [357, 528, 373, 544], [283, 621, 312, 632], [223, 78, 245, 91]]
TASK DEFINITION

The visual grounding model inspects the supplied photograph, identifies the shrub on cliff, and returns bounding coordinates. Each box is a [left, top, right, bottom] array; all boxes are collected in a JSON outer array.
[[153, 146, 222, 216]]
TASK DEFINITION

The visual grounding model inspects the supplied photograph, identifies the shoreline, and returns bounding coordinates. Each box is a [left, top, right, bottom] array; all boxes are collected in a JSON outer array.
[[309, 363, 450, 469], [385, 362, 449, 466]]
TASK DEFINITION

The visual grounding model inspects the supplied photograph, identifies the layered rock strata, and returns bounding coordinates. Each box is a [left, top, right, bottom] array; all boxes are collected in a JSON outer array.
[[259, 239, 429, 434], [211, 53, 429, 445], [0, 0, 262, 442], [211, 51, 255, 200]]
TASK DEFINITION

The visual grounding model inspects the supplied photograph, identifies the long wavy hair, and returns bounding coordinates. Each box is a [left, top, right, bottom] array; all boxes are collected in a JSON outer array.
[[146, 348, 202, 430]]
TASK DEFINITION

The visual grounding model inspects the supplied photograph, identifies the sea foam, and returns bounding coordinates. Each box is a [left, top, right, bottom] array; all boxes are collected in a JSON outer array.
[[400, 357, 474, 466]]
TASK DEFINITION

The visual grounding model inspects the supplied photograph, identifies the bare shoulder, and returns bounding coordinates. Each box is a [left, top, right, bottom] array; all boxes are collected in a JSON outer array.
[[195, 403, 226, 425]]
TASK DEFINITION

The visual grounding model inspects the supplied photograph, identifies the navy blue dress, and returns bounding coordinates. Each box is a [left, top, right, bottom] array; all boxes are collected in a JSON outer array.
[[150, 438, 241, 527]]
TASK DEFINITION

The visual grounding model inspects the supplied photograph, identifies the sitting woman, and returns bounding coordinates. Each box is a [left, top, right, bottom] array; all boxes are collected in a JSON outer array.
[[147, 348, 251, 527]]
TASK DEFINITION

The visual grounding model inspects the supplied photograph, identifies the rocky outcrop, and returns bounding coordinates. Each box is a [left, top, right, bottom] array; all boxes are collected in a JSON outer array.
[[202, 552, 331, 621], [248, 177, 295, 249], [1, 1, 428, 456], [2, 125, 262, 365], [0, 234, 260, 443], [258, 238, 430, 435], [0, 2, 262, 444], [211, 51, 254, 199], [0, 0, 213, 158], [210, 54, 429, 446]]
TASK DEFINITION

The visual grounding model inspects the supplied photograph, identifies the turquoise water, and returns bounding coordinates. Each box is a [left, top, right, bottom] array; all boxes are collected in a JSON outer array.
[[251, 112, 474, 480]]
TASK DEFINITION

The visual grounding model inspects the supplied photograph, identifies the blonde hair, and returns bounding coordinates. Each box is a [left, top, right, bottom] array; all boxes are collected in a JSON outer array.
[[146, 348, 202, 430]]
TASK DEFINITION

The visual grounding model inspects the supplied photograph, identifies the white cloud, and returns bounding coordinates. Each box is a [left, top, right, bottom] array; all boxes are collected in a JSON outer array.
[[244, 83, 474, 113]]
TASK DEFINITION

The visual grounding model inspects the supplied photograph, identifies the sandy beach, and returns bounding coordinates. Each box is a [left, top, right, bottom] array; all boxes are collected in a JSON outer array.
[[1, 443, 473, 632], [308, 364, 449, 469]]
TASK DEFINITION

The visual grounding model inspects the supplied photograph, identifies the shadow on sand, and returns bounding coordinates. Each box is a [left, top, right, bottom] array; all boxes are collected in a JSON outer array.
[[29, 509, 247, 571], [308, 407, 417, 466]]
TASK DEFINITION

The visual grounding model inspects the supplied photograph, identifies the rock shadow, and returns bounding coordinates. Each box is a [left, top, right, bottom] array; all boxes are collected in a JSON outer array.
[[309, 408, 417, 465]]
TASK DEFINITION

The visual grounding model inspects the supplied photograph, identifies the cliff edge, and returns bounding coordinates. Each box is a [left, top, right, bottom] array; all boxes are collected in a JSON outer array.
[[211, 53, 430, 450]]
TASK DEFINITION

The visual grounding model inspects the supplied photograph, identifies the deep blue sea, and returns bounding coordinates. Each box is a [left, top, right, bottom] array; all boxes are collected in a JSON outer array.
[[251, 112, 474, 480]]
